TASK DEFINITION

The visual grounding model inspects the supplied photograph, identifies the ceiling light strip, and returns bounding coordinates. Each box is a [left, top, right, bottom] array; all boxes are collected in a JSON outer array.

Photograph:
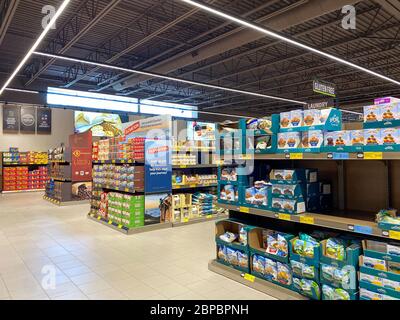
[[0, 0, 71, 96], [5, 88, 39, 94], [179, 0, 400, 87], [33, 51, 307, 105]]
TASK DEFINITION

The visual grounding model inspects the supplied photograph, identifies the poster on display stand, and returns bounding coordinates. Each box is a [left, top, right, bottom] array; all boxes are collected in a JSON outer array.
[[69, 131, 93, 182]]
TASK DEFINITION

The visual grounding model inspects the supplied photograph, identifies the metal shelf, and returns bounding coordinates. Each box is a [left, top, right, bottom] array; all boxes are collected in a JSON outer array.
[[208, 260, 307, 300], [218, 202, 400, 241], [2, 188, 45, 194], [172, 213, 228, 227]]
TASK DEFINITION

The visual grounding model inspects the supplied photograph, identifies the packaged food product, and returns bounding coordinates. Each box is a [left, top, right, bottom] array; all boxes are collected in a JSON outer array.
[[273, 170, 285, 180], [290, 110, 303, 128], [380, 103, 399, 121], [364, 129, 382, 145], [272, 198, 283, 210], [325, 238, 346, 261], [277, 133, 288, 149], [303, 109, 321, 126], [237, 252, 248, 268], [350, 130, 365, 146], [387, 244, 400, 256], [383, 278, 400, 291], [252, 255, 265, 274], [272, 185, 284, 195], [255, 136, 271, 150], [266, 232, 289, 257], [360, 273, 384, 287], [290, 261, 303, 277], [334, 131, 350, 146], [280, 112, 291, 128], [324, 131, 335, 147], [286, 132, 301, 149], [364, 105, 381, 122], [264, 258, 278, 281], [219, 232, 237, 243], [282, 199, 296, 212], [382, 128, 399, 145], [308, 130, 323, 148], [226, 247, 239, 266], [361, 256, 387, 271], [322, 285, 351, 300], [388, 261, 400, 274], [277, 262, 292, 285], [239, 226, 247, 246], [217, 245, 227, 261]]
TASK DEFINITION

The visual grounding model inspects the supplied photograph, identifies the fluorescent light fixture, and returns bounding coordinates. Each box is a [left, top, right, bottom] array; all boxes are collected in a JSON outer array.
[[5, 88, 39, 94], [179, 0, 400, 87], [47, 87, 138, 113], [140, 99, 198, 118], [34, 51, 307, 105], [0, 0, 71, 96]]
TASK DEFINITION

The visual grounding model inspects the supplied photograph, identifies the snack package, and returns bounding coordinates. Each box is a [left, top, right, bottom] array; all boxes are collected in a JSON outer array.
[[364, 129, 382, 146], [255, 136, 271, 150], [322, 285, 351, 300], [360, 288, 384, 300], [282, 199, 296, 212], [272, 198, 283, 210], [364, 105, 381, 122], [273, 170, 285, 180], [254, 187, 269, 206], [237, 251, 248, 268], [277, 133, 288, 149], [361, 256, 387, 271], [325, 238, 346, 261], [308, 130, 323, 148], [383, 278, 400, 291], [272, 185, 284, 195], [253, 255, 265, 274], [290, 261, 303, 277], [303, 109, 321, 127], [350, 130, 365, 146], [280, 112, 291, 128], [382, 128, 399, 145], [324, 131, 336, 147], [360, 273, 384, 287], [290, 110, 303, 128], [303, 263, 316, 279], [264, 258, 278, 281], [219, 232, 237, 243], [277, 262, 292, 285], [239, 226, 247, 246], [334, 131, 350, 147], [380, 103, 399, 121], [226, 247, 239, 266], [217, 245, 227, 261], [388, 261, 400, 274]]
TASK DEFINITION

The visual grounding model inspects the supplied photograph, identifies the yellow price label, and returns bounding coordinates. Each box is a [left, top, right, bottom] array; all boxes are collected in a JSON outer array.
[[243, 273, 255, 282], [190, 184, 197, 188], [97, 216, 101, 220], [364, 152, 383, 160], [112, 160, 116, 163], [180, 165, 187, 168], [238, 154, 252, 160], [290, 153, 303, 160], [206, 215, 213, 219], [183, 218, 189, 223], [125, 188, 129, 192], [118, 224, 123, 229], [278, 213, 291, 221], [300, 215, 315, 225], [239, 206, 250, 213], [174, 185, 181, 189], [108, 220, 112, 225], [389, 230, 400, 240]]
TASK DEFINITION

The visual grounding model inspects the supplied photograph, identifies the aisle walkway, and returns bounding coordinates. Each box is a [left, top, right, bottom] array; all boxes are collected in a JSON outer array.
[[0, 193, 275, 300]]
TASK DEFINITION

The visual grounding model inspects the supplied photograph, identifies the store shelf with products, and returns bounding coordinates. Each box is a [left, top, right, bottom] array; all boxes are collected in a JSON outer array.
[[210, 99, 400, 300]]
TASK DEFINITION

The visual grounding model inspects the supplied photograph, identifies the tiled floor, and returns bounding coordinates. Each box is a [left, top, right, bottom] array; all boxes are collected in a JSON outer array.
[[0, 193, 276, 300]]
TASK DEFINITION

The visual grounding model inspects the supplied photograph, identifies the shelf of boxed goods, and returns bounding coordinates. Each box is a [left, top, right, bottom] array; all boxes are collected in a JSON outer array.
[[251, 152, 400, 161], [87, 212, 173, 235], [218, 202, 400, 241], [208, 260, 307, 300], [172, 183, 218, 190], [172, 164, 218, 169]]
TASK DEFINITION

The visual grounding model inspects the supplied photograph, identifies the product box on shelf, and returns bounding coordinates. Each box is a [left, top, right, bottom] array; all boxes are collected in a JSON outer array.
[[363, 128, 400, 152], [320, 239, 361, 268], [243, 115, 279, 135], [242, 185, 270, 210], [290, 259, 319, 282], [271, 183, 307, 199], [277, 132, 301, 153], [298, 130, 324, 153], [322, 284, 358, 300], [322, 131, 351, 152], [364, 101, 400, 129], [218, 184, 239, 205], [320, 262, 358, 294], [269, 169, 318, 185], [217, 244, 250, 274], [293, 276, 321, 300], [362, 240, 400, 263], [290, 237, 321, 267], [349, 130, 365, 152], [271, 198, 306, 214], [248, 227, 293, 264]]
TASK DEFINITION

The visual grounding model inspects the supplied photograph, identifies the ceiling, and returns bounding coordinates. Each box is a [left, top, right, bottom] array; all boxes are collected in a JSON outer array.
[[1, 0, 400, 118]]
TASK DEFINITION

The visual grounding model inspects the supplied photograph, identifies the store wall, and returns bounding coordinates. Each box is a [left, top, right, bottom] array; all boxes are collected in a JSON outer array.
[[0, 106, 74, 151]]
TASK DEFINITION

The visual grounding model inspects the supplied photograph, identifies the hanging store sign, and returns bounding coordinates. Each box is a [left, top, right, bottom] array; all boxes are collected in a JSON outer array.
[[37, 108, 52, 134], [306, 98, 335, 110], [2, 104, 20, 132], [123, 115, 171, 138], [313, 80, 336, 97], [20, 106, 36, 133]]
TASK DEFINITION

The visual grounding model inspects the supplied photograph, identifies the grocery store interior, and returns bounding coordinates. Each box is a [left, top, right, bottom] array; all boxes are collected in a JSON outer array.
[[1, 0, 400, 301]]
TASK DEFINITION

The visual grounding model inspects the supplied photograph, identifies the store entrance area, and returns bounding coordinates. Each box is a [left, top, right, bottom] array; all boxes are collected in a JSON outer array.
[[0, 193, 273, 300]]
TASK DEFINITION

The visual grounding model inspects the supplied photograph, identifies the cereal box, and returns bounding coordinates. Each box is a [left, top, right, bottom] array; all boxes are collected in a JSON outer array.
[[364, 105, 382, 122], [350, 130, 365, 146], [308, 130, 323, 148], [364, 129, 382, 146], [277, 132, 288, 149], [303, 109, 321, 126], [272, 198, 283, 210], [290, 110, 303, 128], [381, 128, 399, 145], [280, 112, 291, 128], [380, 103, 399, 121], [324, 131, 336, 147]]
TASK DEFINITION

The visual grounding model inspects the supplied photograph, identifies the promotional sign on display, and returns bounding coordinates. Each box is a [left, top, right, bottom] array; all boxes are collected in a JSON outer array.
[[144, 139, 172, 193], [36, 108, 52, 134], [123, 115, 171, 139], [2, 104, 20, 132], [313, 79, 336, 97], [20, 106, 36, 133], [69, 131, 93, 182]]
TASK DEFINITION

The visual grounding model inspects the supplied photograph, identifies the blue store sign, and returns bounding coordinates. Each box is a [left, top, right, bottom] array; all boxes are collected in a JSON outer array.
[[145, 139, 172, 193]]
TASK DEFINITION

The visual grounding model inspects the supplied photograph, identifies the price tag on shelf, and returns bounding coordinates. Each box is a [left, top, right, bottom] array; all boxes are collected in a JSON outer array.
[[278, 213, 291, 221], [112, 160, 116, 163], [333, 152, 349, 160], [120, 160, 125, 163], [97, 216, 101, 220], [183, 218, 189, 223], [125, 188, 129, 192], [108, 220, 112, 225], [180, 165, 187, 168], [190, 184, 197, 188], [290, 153, 303, 160], [389, 230, 400, 240], [206, 215, 213, 219], [238, 154, 252, 160], [118, 224, 123, 229], [239, 206, 250, 213], [243, 273, 255, 283], [300, 215, 314, 225], [364, 152, 383, 160], [354, 225, 373, 235]]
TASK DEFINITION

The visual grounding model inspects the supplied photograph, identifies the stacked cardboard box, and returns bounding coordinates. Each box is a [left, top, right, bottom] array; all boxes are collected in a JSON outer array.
[[3, 166, 47, 191], [107, 192, 145, 228]]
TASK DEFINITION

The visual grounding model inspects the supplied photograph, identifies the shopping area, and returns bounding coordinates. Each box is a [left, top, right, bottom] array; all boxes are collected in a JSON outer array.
[[1, 0, 400, 302]]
